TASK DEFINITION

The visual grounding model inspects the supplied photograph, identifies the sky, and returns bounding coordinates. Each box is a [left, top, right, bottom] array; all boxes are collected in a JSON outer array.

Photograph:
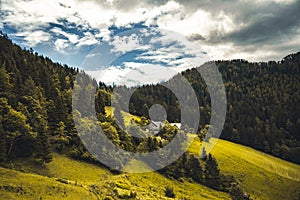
[[1, 0, 299, 85]]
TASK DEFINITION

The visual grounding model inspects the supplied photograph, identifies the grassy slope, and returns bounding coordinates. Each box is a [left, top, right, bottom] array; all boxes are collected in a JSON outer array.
[[4, 139, 297, 200], [188, 137, 300, 200], [106, 106, 300, 199], [1, 108, 299, 199], [105, 106, 141, 126], [0, 165, 97, 200], [0, 154, 230, 199]]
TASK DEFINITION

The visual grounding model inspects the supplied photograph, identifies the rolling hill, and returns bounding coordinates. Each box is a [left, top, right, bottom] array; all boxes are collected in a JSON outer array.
[[1, 136, 299, 199]]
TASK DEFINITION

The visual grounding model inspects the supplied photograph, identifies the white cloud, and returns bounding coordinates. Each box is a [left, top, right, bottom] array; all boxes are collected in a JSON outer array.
[[1, 0, 298, 69], [251, 0, 295, 4], [1, 0, 74, 30], [13, 30, 51, 46], [0, 0, 243, 56], [76, 32, 99, 47], [109, 34, 148, 54], [54, 39, 69, 53], [95, 28, 111, 41], [51, 27, 79, 44], [86, 62, 180, 87], [112, 1, 182, 27], [51, 27, 99, 50], [157, 9, 237, 39]]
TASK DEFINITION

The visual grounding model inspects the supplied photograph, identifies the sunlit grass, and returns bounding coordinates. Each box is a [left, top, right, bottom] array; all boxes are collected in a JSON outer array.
[[0, 154, 230, 199], [188, 137, 300, 200], [105, 106, 141, 126], [0, 166, 97, 200]]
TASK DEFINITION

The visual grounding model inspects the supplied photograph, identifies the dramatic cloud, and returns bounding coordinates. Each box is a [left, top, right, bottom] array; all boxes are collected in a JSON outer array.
[[0, 0, 299, 68], [223, 1, 300, 45]]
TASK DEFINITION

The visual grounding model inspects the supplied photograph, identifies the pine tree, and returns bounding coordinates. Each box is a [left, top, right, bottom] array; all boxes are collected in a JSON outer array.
[[51, 121, 69, 152], [186, 154, 203, 183], [35, 131, 52, 165], [165, 186, 176, 198], [204, 154, 221, 189], [230, 184, 247, 200]]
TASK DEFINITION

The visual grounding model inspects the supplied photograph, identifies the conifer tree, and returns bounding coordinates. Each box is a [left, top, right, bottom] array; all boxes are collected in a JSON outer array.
[[204, 154, 221, 189]]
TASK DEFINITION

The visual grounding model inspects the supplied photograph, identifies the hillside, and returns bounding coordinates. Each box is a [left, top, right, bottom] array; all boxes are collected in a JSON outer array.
[[126, 53, 300, 164], [1, 137, 299, 200], [106, 106, 300, 200], [0, 154, 230, 200], [105, 106, 142, 127], [188, 137, 300, 200]]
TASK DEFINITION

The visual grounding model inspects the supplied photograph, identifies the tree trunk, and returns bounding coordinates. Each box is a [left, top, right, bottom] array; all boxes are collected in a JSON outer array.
[[7, 137, 20, 159]]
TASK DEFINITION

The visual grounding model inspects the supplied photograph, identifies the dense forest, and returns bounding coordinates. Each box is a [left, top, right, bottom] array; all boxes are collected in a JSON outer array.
[[128, 53, 300, 164], [0, 30, 299, 165]]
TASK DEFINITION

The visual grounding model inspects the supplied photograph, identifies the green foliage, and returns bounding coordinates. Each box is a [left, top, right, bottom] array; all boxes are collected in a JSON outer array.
[[0, 154, 232, 199], [198, 124, 212, 142], [165, 186, 176, 198], [230, 184, 248, 200], [185, 153, 203, 183], [123, 53, 300, 164], [0, 35, 77, 163], [0, 97, 35, 160], [204, 154, 221, 190]]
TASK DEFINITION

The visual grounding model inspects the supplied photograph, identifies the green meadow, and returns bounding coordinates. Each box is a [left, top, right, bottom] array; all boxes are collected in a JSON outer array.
[[188, 137, 300, 200], [1, 136, 299, 199], [0, 154, 230, 199]]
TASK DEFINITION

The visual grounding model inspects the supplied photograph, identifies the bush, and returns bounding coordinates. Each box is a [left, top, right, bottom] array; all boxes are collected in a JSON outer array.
[[230, 184, 247, 200], [165, 186, 176, 198]]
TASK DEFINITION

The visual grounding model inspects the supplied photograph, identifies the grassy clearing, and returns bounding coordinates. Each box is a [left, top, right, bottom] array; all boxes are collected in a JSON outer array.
[[188, 137, 300, 200], [105, 106, 141, 126]]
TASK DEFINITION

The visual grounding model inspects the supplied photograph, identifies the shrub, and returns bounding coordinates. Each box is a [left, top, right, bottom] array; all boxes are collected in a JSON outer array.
[[165, 186, 176, 198]]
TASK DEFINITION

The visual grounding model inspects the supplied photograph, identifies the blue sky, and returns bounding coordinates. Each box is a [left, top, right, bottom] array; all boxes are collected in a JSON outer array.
[[1, 0, 299, 85]]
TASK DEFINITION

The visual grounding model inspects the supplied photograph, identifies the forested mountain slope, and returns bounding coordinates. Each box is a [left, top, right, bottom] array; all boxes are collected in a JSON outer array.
[[128, 52, 300, 164]]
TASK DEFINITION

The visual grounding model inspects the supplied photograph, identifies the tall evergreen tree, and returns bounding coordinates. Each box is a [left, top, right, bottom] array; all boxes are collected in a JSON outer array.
[[204, 154, 221, 189], [185, 154, 203, 183]]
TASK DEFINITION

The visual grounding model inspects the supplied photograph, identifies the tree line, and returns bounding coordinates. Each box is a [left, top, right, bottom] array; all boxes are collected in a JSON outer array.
[[126, 54, 300, 164]]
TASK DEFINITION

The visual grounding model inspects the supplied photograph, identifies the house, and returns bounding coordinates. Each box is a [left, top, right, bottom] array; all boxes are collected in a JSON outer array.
[[170, 123, 181, 129], [148, 121, 182, 134]]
